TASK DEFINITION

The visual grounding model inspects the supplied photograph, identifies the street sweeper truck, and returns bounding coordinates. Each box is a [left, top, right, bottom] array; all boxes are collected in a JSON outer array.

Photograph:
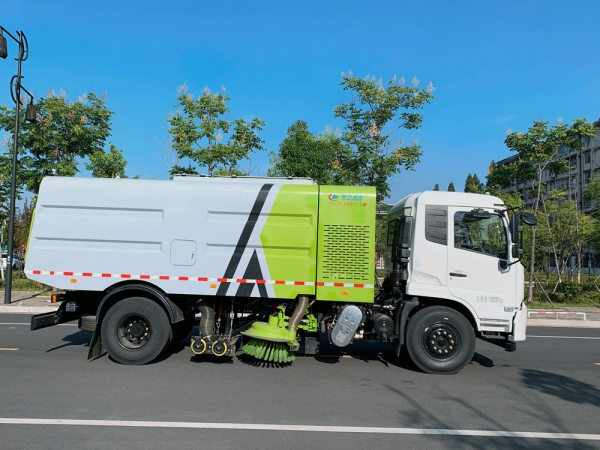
[[27, 175, 535, 374]]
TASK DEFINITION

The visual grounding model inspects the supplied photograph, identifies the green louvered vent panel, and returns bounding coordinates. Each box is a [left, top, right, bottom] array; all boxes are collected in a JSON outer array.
[[321, 224, 371, 281]]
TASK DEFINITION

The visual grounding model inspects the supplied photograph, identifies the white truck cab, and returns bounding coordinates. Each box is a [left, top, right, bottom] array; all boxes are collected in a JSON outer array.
[[384, 191, 531, 372]]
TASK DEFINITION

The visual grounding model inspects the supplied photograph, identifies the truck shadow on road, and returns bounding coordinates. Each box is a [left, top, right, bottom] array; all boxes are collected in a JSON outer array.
[[384, 382, 598, 450], [44, 330, 90, 353], [521, 368, 600, 407]]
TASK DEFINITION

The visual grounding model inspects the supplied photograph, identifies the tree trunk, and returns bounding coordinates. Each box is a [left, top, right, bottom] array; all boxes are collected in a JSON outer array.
[[528, 228, 536, 303], [577, 250, 581, 283]]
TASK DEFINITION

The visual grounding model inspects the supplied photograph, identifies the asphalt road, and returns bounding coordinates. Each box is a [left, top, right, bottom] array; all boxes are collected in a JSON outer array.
[[1, 313, 599, 450]]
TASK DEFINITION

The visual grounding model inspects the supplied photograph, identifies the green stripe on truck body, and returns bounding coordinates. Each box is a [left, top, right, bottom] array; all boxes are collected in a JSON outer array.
[[260, 184, 319, 299]]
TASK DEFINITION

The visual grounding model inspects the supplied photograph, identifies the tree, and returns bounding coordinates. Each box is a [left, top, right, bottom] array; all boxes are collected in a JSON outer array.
[[433, 183, 440, 191], [0, 90, 113, 194], [448, 181, 455, 192], [333, 73, 434, 202], [13, 198, 34, 252], [487, 119, 597, 300], [85, 143, 128, 178], [0, 156, 13, 224], [167, 84, 265, 177], [268, 121, 352, 184], [464, 173, 484, 193]]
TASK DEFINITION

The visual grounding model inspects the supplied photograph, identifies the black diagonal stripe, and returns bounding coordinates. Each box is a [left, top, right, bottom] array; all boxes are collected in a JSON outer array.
[[235, 249, 268, 298], [216, 184, 273, 296]]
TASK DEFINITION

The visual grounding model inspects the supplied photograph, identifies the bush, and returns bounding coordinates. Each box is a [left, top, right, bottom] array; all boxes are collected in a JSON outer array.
[[0, 270, 52, 291], [560, 282, 584, 299]]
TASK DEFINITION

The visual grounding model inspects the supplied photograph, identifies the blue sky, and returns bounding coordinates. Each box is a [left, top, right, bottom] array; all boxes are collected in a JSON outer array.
[[2, 1, 599, 201]]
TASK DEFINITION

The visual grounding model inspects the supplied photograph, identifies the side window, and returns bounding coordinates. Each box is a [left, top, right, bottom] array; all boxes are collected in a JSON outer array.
[[454, 212, 508, 259]]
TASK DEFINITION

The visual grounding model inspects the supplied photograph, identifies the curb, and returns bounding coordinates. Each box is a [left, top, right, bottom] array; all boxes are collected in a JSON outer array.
[[526, 318, 600, 328]]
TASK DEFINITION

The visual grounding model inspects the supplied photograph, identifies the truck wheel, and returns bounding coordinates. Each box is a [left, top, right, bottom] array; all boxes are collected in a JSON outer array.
[[101, 297, 172, 365], [405, 306, 475, 375]]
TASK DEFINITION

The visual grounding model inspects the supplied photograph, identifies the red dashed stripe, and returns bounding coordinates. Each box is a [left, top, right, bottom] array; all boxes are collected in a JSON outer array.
[[24, 270, 374, 289]]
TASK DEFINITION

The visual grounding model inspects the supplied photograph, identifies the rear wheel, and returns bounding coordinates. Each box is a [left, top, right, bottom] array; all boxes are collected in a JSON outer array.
[[406, 306, 475, 375], [101, 297, 172, 365]]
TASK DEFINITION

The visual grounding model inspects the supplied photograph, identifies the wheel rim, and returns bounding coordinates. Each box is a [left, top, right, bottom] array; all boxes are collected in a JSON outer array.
[[116, 314, 151, 349], [422, 323, 461, 359]]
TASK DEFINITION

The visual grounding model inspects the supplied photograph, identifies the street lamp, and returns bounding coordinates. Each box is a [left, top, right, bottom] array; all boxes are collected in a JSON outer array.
[[1, 26, 36, 304]]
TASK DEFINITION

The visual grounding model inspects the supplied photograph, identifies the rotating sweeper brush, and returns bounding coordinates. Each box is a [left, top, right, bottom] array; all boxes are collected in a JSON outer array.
[[241, 296, 309, 363]]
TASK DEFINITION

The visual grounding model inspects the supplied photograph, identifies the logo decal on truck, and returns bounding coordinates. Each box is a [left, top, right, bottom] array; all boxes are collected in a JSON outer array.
[[328, 193, 367, 206]]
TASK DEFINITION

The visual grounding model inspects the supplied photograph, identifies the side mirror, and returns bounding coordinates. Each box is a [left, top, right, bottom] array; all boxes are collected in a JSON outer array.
[[392, 216, 413, 264], [521, 212, 537, 226], [464, 208, 491, 222], [512, 244, 523, 258], [510, 213, 522, 244]]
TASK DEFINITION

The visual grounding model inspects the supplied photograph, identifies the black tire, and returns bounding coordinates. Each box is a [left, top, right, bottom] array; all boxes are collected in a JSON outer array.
[[405, 306, 475, 375], [101, 297, 172, 365], [79, 314, 96, 333]]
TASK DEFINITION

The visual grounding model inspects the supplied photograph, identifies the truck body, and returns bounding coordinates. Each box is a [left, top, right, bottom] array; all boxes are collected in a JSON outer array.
[[27, 176, 532, 374]]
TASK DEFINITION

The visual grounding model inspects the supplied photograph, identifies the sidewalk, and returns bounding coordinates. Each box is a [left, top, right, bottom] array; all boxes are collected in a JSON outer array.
[[1, 291, 599, 328]]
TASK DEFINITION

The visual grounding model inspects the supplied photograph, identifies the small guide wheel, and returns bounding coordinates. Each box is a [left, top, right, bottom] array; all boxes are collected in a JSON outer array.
[[211, 340, 228, 357], [190, 338, 208, 355]]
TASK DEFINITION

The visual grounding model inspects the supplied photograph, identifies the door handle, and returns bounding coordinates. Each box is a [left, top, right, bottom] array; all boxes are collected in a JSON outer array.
[[449, 272, 467, 277]]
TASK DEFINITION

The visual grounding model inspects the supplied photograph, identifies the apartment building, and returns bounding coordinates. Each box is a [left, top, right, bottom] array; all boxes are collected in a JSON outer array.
[[493, 119, 600, 274], [495, 118, 600, 212]]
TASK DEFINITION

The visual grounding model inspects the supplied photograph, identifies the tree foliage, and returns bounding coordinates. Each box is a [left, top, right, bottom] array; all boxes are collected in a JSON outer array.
[[464, 173, 484, 193], [0, 156, 13, 224], [13, 198, 34, 251], [487, 119, 597, 299], [268, 121, 352, 184], [447, 181, 455, 192], [168, 84, 265, 177], [0, 90, 113, 194], [333, 73, 434, 202], [433, 183, 439, 191], [85, 143, 128, 178]]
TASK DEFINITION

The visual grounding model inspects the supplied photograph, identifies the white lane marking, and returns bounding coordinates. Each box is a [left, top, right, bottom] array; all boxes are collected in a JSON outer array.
[[527, 335, 600, 340], [0, 323, 78, 327], [0, 418, 598, 441]]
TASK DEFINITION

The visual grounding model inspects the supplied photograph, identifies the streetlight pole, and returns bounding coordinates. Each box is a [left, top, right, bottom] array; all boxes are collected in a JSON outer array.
[[1, 27, 36, 304]]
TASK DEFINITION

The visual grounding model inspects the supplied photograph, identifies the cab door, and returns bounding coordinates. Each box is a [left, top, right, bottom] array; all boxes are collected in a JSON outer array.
[[446, 207, 516, 328]]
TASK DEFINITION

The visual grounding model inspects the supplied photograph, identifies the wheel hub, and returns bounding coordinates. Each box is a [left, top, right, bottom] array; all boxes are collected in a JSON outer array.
[[119, 317, 150, 348], [424, 324, 459, 359]]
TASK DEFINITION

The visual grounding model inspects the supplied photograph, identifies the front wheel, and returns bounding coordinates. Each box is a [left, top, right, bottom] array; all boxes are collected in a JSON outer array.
[[405, 306, 475, 375], [101, 297, 172, 365]]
